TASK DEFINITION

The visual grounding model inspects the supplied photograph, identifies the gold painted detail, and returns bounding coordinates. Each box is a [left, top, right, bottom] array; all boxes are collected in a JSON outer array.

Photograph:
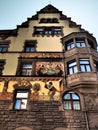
[[20, 52, 63, 58], [14, 79, 32, 88]]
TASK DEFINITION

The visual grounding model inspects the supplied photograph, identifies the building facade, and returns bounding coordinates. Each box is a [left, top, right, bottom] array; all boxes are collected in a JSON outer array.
[[0, 4, 98, 130]]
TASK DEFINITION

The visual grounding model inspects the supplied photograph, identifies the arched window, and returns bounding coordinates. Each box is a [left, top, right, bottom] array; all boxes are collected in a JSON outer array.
[[63, 92, 80, 110]]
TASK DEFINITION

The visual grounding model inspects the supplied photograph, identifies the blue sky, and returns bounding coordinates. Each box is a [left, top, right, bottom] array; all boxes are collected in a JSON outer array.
[[0, 0, 98, 42]]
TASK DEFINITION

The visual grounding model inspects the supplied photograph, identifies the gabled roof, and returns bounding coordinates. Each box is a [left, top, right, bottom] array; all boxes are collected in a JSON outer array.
[[37, 4, 62, 13], [0, 4, 93, 40]]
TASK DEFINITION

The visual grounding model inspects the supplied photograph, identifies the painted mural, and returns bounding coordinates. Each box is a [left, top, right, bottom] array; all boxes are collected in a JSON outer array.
[[36, 62, 64, 76], [31, 80, 64, 101], [0, 79, 64, 101]]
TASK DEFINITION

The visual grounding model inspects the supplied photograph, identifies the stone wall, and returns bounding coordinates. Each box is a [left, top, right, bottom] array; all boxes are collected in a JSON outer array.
[[0, 100, 87, 130]]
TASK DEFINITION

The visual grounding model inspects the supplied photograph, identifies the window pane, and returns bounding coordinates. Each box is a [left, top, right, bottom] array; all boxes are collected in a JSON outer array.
[[81, 42, 86, 47], [67, 45, 70, 50], [71, 43, 74, 48], [16, 91, 28, 98], [73, 66, 78, 73], [72, 93, 79, 99], [21, 99, 27, 109], [22, 64, 32, 68], [80, 65, 85, 72], [63, 93, 70, 99], [69, 62, 76, 67], [63, 101, 71, 110], [15, 99, 21, 109], [80, 60, 89, 64], [76, 42, 80, 47], [73, 101, 80, 110], [69, 68, 73, 74], [86, 65, 91, 72]]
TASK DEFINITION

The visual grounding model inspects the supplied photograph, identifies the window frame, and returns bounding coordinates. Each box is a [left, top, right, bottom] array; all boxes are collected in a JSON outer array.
[[16, 59, 36, 76], [67, 60, 78, 75], [76, 40, 86, 47], [63, 92, 81, 110], [14, 89, 29, 110], [24, 41, 36, 52], [0, 42, 9, 52], [79, 59, 91, 72], [33, 26, 63, 36], [65, 39, 74, 51], [20, 62, 33, 76]]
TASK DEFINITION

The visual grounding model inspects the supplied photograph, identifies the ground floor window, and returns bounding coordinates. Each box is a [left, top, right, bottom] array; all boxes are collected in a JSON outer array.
[[14, 90, 29, 110], [63, 92, 80, 110]]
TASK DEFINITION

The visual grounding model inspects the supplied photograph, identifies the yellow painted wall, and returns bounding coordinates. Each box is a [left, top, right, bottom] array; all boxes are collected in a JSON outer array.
[[0, 12, 81, 75]]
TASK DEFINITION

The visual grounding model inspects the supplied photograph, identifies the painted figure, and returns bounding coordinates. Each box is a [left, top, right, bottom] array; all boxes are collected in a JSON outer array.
[[45, 82, 58, 100]]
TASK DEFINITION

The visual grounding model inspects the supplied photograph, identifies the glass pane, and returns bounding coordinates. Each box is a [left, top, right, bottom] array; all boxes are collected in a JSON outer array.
[[15, 99, 21, 109], [21, 99, 27, 109], [80, 60, 89, 64], [63, 93, 71, 99], [71, 43, 74, 48], [86, 65, 91, 72], [23, 64, 32, 68], [72, 93, 79, 99], [73, 66, 78, 73], [16, 91, 28, 98], [73, 101, 80, 110], [69, 68, 73, 74], [67, 45, 70, 50], [63, 101, 71, 110], [76, 42, 80, 47], [25, 47, 30, 52], [81, 42, 86, 47], [69, 62, 76, 67], [31, 47, 35, 52], [80, 65, 85, 72]]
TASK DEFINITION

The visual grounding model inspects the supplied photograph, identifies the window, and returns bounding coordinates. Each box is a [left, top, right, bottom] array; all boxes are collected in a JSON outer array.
[[76, 39, 86, 47], [0, 60, 5, 75], [33, 26, 62, 35], [0, 43, 9, 52], [54, 27, 62, 35], [39, 18, 59, 23], [63, 92, 80, 110], [24, 41, 36, 52], [34, 27, 44, 35], [44, 27, 52, 35], [66, 39, 74, 50], [14, 90, 29, 110], [20, 63, 32, 76], [68, 60, 78, 74], [79, 59, 91, 72]]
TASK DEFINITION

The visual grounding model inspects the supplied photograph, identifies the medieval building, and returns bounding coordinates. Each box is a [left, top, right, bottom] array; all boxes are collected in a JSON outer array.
[[0, 4, 98, 130]]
